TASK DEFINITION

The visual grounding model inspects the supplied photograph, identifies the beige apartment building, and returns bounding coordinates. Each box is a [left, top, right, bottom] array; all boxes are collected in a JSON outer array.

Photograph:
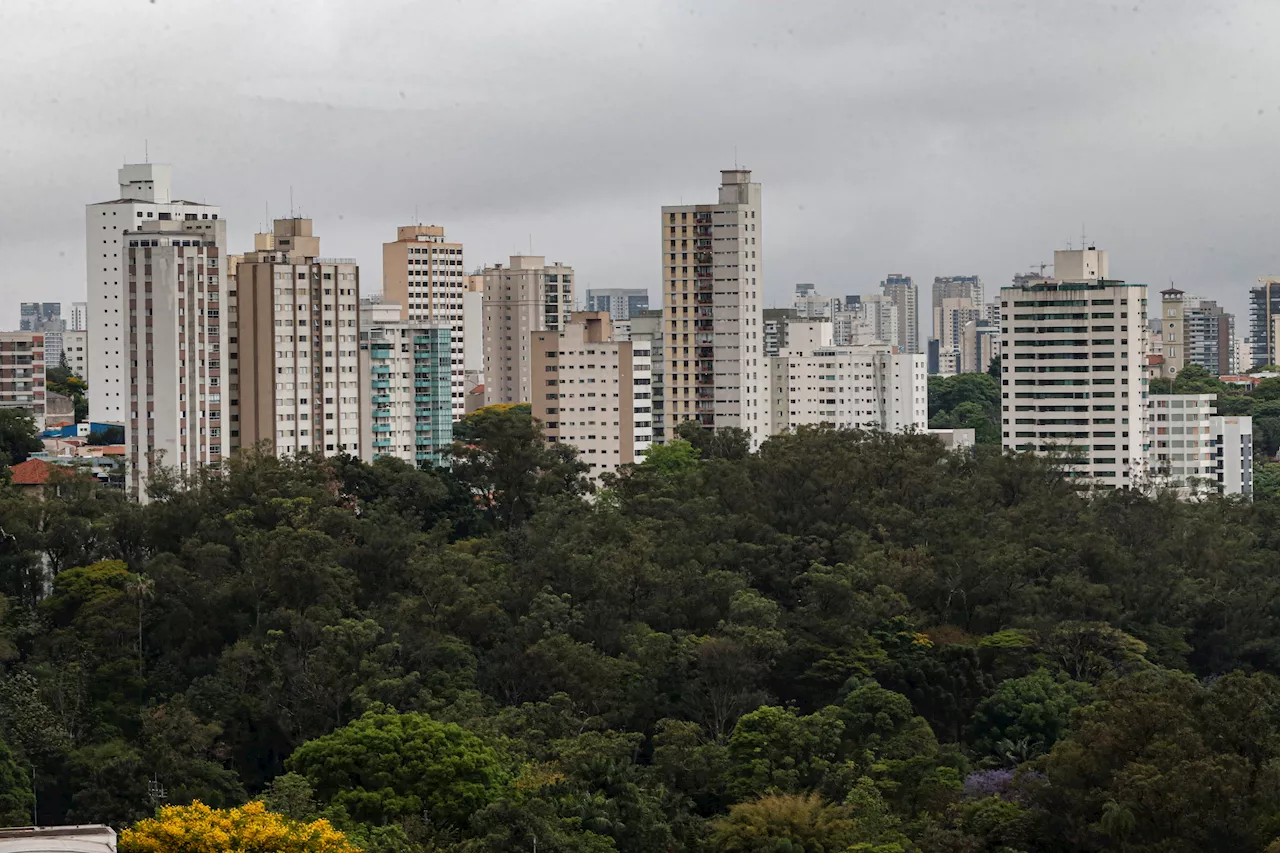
[[482, 255, 575, 405], [124, 218, 229, 498], [63, 329, 88, 378], [233, 219, 363, 457], [382, 225, 466, 419], [660, 169, 765, 445], [530, 312, 652, 480], [0, 331, 47, 429]]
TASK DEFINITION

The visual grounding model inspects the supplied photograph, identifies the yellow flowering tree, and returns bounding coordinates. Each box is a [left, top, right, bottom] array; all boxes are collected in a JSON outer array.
[[119, 800, 360, 853]]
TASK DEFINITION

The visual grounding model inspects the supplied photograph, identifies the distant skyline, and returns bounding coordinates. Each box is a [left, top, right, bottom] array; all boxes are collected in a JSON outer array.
[[3, 1, 1279, 335]]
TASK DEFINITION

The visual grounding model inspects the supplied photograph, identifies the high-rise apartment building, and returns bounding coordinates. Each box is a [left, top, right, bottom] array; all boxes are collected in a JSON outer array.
[[1147, 394, 1252, 497], [661, 169, 765, 444], [62, 330, 88, 379], [20, 303, 65, 369], [766, 322, 928, 435], [763, 308, 798, 358], [233, 218, 362, 458], [930, 296, 981, 376], [20, 303, 62, 332], [961, 319, 999, 374], [629, 309, 664, 442], [1160, 289, 1234, 377], [881, 274, 919, 353], [931, 276, 984, 332], [1212, 414, 1253, 497], [834, 295, 898, 347], [123, 217, 229, 498], [0, 332, 46, 430], [585, 288, 649, 321], [530, 312, 652, 480], [1000, 248, 1149, 489], [69, 302, 87, 332], [1249, 279, 1280, 369], [359, 321, 453, 468], [482, 256, 574, 405], [88, 165, 221, 425], [793, 284, 838, 320], [381, 226, 466, 420]]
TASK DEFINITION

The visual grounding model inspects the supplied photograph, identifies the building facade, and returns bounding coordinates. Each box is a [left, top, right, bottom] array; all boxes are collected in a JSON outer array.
[[530, 312, 652, 480], [661, 169, 765, 444], [63, 329, 88, 378], [359, 321, 453, 468], [881, 274, 919, 353], [482, 256, 574, 406], [0, 331, 46, 430], [69, 301, 87, 332], [767, 336, 928, 435], [1250, 278, 1280, 369], [123, 218, 229, 498], [931, 276, 984, 327], [1212, 414, 1253, 497], [233, 219, 362, 458], [1000, 248, 1149, 489], [88, 164, 221, 425], [1146, 394, 1252, 497], [629, 309, 664, 443], [381, 225, 466, 419], [585, 288, 649, 321]]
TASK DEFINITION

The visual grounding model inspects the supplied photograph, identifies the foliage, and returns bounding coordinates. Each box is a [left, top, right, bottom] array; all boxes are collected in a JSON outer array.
[[287, 710, 509, 828], [0, 408, 42, 465], [46, 364, 88, 424], [927, 373, 1000, 444], [10, 428, 1280, 849], [119, 800, 359, 853]]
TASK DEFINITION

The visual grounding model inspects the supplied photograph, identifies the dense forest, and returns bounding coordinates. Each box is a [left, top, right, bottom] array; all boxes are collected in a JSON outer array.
[[3, 405, 1280, 852]]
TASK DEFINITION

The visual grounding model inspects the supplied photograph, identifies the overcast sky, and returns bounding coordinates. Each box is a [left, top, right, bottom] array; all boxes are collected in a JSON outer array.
[[2, 0, 1280, 335]]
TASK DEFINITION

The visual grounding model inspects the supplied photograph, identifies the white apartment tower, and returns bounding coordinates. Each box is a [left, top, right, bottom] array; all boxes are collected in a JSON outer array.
[[88, 165, 221, 425], [1000, 248, 1149, 489], [124, 217, 229, 499], [661, 169, 765, 444], [382, 226, 467, 420], [482, 256, 574, 405], [767, 321, 928, 435]]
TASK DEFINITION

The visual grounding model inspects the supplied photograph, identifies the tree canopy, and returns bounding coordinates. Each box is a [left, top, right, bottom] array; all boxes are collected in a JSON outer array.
[[2, 426, 1280, 851]]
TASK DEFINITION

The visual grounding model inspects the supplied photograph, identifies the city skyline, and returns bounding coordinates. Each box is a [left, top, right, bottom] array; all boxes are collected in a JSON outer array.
[[4, 2, 1280, 334]]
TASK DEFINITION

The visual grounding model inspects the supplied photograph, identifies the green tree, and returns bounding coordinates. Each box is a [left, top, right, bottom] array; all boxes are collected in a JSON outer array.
[[286, 710, 509, 829], [0, 736, 34, 825], [453, 403, 590, 528], [676, 421, 751, 461], [0, 409, 42, 465], [709, 791, 905, 853], [968, 669, 1091, 761]]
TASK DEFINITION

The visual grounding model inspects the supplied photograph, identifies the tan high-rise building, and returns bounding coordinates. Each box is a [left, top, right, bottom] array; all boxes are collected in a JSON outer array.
[[0, 332, 47, 430], [382, 225, 466, 419], [482, 256, 574, 405], [660, 169, 765, 444], [233, 219, 363, 458], [531, 312, 652, 481], [123, 217, 229, 499]]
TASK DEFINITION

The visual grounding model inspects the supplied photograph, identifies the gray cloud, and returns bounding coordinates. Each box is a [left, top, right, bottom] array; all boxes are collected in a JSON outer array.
[[1, 0, 1278, 332]]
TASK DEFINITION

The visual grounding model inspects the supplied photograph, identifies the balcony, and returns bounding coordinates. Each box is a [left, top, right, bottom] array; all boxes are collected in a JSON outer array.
[[372, 424, 392, 433], [694, 266, 712, 278], [694, 252, 713, 263], [694, 212, 712, 224], [372, 394, 391, 404], [371, 380, 390, 389], [696, 334, 713, 345]]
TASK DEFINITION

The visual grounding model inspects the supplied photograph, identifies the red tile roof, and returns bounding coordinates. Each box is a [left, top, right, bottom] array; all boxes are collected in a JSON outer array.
[[8, 458, 54, 485]]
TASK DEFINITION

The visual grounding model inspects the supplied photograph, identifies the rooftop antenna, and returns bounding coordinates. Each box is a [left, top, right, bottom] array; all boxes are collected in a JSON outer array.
[[144, 139, 148, 163], [734, 146, 738, 169], [1082, 223, 1089, 249], [289, 186, 294, 218], [414, 204, 419, 226]]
